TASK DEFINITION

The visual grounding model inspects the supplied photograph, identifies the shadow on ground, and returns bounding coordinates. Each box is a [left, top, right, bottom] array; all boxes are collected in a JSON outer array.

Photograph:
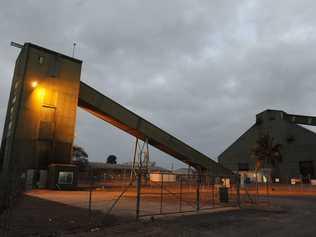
[[63, 196, 316, 237], [2, 195, 316, 237], [1, 194, 131, 237]]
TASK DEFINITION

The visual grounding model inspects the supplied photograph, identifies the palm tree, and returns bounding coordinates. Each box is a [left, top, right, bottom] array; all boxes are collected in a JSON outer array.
[[106, 155, 117, 164], [251, 133, 282, 202], [72, 145, 89, 171]]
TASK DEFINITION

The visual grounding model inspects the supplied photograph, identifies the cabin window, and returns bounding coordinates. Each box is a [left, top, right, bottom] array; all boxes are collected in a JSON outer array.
[[58, 171, 74, 184], [38, 56, 44, 64]]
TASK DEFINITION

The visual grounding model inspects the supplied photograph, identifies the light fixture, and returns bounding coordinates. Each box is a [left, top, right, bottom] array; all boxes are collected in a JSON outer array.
[[31, 81, 38, 88]]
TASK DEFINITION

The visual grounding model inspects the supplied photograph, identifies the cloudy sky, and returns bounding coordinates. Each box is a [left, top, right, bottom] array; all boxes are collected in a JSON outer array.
[[1, 0, 316, 168]]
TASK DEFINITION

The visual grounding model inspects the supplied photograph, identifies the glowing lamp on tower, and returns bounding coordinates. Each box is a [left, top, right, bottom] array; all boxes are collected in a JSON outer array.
[[31, 81, 38, 88]]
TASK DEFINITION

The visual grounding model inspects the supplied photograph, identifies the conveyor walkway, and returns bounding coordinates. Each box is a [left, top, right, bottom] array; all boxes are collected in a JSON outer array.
[[78, 82, 231, 175]]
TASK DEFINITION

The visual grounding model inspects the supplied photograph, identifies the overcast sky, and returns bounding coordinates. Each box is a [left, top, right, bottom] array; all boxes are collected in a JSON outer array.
[[1, 0, 316, 169]]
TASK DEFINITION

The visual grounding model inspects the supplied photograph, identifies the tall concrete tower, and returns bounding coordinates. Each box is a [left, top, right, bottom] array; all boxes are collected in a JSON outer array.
[[0, 43, 82, 191]]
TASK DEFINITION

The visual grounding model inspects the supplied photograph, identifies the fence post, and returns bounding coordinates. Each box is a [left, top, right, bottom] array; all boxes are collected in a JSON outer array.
[[160, 174, 164, 214], [136, 172, 141, 219], [88, 186, 92, 216], [266, 177, 270, 205], [179, 176, 183, 212], [88, 166, 93, 217], [212, 176, 215, 207], [196, 175, 200, 212], [255, 172, 259, 204], [236, 174, 241, 207]]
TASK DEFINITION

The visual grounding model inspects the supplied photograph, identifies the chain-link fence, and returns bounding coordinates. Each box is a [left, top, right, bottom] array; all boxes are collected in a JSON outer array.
[[2, 169, 316, 236], [97, 172, 240, 219], [135, 173, 239, 218]]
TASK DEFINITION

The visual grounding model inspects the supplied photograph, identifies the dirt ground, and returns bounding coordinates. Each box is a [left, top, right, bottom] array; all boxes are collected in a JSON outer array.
[[24, 188, 237, 217], [65, 196, 316, 237], [2, 190, 316, 236]]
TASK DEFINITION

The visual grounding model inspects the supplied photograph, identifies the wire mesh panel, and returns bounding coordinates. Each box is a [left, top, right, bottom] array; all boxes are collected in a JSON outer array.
[[138, 173, 240, 218]]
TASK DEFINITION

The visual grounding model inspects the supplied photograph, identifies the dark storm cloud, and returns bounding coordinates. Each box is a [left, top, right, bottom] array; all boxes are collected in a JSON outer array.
[[1, 0, 316, 168]]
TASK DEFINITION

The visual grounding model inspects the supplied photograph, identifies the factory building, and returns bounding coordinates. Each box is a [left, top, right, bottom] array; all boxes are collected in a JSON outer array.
[[0, 42, 230, 201], [0, 43, 82, 190], [218, 110, 316, 184]]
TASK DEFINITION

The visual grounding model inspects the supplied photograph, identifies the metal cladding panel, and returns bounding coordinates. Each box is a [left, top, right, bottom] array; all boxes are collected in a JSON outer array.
[[78, 82, 231, 176], [0, 45, 29, 171], [283, 113, 316, 126], [219, 109, 316, 182]]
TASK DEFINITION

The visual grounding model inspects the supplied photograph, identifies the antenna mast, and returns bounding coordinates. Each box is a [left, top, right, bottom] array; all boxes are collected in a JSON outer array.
[[72, 42, 77, 57]]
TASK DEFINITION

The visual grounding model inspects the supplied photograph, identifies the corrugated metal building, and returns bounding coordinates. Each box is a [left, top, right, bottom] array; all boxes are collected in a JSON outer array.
[[218, 110, 316, 183]]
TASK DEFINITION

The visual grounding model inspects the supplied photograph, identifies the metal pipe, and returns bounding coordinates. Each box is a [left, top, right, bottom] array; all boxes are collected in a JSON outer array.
[[130, 138, 139, 180]]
